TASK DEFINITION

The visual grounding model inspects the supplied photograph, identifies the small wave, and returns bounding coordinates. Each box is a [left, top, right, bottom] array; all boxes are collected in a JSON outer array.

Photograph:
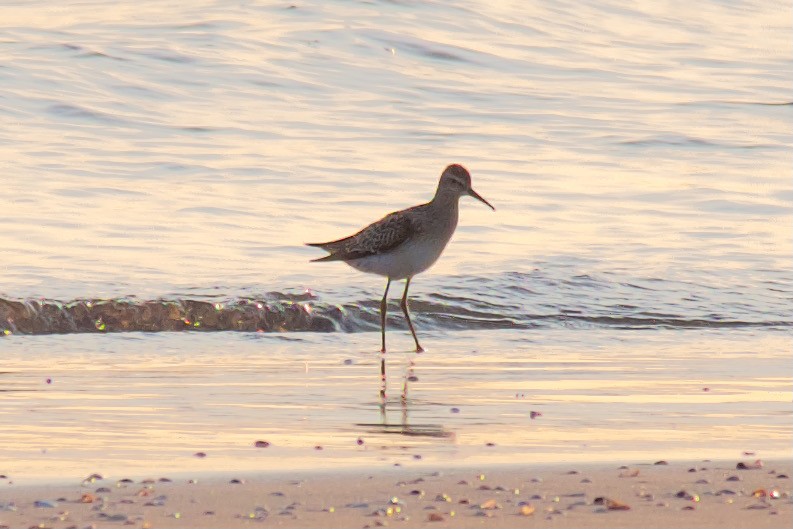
[[1, 290, 789, 336]]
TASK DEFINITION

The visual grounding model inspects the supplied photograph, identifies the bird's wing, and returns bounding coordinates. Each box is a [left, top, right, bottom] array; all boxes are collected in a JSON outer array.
[[307, 211, 416, 262]]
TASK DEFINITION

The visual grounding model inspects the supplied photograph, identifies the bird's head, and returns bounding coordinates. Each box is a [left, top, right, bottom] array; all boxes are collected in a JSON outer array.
[[438, 164, 495, 210]]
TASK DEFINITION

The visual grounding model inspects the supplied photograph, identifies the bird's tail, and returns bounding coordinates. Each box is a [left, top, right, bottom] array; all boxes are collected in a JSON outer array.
[[305, 242, 342, 262]]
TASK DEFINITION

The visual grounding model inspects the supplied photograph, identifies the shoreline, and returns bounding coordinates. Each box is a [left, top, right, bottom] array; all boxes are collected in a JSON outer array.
[[2, 458, 789, 528]]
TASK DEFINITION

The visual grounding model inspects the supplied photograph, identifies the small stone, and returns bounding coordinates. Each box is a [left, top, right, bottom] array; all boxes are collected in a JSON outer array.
[[654, 460, 668, 465], [427, 513, 444, 522], [80, 493, 95, 503], [736, 460, 762, 470], [519, 505, 535, 516], [479, 499, 500, 510], [726, 476, 741, 482], [606, 499, 631, 511], [194, 452, 207, 458], [254, 441, 270, 448]]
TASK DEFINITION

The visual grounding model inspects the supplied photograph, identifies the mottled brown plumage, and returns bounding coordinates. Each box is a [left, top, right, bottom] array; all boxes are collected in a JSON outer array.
[[306, 208, 416, 262]]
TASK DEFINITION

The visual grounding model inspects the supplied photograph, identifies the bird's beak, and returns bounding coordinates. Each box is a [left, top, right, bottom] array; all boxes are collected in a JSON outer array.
[[468, 187, 495, 211]]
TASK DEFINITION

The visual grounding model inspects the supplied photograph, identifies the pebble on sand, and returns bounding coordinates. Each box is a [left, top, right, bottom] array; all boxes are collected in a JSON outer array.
[[594, 497, 631, 511], [479, 498, 501, 510], [519, 505, 535, 516], [80, 493, 95, 503]]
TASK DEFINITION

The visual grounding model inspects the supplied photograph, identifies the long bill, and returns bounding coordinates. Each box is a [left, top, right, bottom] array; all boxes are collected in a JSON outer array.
[[468, 187, 495, 211]]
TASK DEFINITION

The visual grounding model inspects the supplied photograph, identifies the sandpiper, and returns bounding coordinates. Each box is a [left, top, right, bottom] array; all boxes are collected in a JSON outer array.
[[307, 164, 494, 353]]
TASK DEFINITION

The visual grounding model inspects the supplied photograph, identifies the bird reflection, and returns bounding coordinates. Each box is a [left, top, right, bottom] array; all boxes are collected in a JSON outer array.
[[356, 352, 452, 439]]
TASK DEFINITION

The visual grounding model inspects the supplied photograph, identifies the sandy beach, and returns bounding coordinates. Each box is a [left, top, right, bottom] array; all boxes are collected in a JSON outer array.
[[1, 459, 790, 529]]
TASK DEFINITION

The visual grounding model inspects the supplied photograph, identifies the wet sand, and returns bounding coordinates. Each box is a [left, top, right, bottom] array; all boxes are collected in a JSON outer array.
[[2, 331, 791, 528], [1, 459, 789, 529]]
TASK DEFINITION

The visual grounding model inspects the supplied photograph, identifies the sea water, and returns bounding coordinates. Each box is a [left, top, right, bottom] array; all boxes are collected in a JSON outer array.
[[0, 0, 790, 480]]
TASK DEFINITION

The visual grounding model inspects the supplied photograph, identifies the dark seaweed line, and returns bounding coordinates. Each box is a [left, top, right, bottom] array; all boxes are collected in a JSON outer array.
[[0, 297, 790, 336]]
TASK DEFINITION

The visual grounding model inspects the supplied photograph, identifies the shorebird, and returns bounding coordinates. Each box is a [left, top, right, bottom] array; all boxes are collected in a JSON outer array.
[[306, 164, 494, 353]]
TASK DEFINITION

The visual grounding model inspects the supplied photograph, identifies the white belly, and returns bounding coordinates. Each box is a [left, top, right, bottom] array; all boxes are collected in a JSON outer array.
[[346, 235, 450, 280]]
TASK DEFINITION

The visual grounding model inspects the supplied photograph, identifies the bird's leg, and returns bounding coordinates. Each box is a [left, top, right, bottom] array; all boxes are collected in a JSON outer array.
[[380, 279, 391, 354], [400, 277, 424, 353]]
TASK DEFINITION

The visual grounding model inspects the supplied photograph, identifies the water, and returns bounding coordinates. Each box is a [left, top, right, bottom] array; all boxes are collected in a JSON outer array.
[[0, 0, 791, 480], [3, 330, 791, 482]]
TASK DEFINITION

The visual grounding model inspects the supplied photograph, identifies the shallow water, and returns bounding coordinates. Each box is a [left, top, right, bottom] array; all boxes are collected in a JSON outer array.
[[1, 0, 791, 479], [1, 329, 790, 483]]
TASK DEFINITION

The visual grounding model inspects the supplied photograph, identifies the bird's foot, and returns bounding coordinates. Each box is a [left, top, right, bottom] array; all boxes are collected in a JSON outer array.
[[415, 345, 425, 353]]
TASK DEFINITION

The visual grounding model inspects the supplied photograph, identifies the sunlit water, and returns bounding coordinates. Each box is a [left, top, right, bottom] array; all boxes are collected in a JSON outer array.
[[0, 0, 791, 480], [2, 329, 791, 483]]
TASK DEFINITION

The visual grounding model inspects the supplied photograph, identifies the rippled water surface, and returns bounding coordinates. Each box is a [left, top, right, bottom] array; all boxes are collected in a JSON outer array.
[[0, 0, 790, 477]]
